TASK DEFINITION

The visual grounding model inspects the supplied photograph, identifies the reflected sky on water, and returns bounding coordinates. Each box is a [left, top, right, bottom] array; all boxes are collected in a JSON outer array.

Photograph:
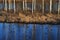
[[0, 23, 60, 40]]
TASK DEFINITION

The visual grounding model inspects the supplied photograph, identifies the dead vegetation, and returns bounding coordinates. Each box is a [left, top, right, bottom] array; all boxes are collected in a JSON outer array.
[[0, 11, 60, 23]]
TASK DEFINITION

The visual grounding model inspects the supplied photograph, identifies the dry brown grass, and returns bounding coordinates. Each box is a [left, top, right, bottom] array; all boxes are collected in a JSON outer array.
[[0, 11, 60, 23]]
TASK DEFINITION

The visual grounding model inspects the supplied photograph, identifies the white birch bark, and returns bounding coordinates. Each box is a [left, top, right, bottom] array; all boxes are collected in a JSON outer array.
[[50, 0, 52, 13], [9, 0, 11, 10], [25, 0, 27, 10], [58, 0, 60, 15], [5, 0, 7, 11], [32, 0, 34, 14], [34, 0, 36, 10], [42, 0, 44, 14], [23, 0, 25, 10], [14, 0, 15, 13]]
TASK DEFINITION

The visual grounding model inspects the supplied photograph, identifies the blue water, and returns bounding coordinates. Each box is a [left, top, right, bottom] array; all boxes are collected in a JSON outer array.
[[0, 23, 60, 40]]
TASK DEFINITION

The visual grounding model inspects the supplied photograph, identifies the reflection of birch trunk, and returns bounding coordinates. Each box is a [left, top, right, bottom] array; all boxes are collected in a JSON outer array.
[[57, 25, 60, 40], [14, 23, 16, 40], [23, 24, 26, 40], [50, 0, 52, 14], [32, 24, 36, 40], [8, 24, 12, 40], [58, 0, 60, 16], [14, 0, 15, 13], [42, 0, 44, 14], [48, 25, 52, 40], [23, 0, 25, 11], [2, 23, 5, 40], [5, 24, 9, 40], [5, 0, 7, 11]]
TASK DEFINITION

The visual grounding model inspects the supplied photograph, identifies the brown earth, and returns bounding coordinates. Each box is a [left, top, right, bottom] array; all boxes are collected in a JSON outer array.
[[0, 10, 60, 24]]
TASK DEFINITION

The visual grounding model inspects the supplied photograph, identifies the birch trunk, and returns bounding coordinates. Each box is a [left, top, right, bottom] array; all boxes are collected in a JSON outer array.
[[14, 0, 15, 13], [23, 0, 25, 11], [34, 0, 36, 11], [5, 0, 7, 11], [8, 0, 11, 10], [25, 0, 27, 10], [58, 0, 60, 16], [32, 0, 34, 14], [42, 0, 44, 14], [50, 0, 52, 14]]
